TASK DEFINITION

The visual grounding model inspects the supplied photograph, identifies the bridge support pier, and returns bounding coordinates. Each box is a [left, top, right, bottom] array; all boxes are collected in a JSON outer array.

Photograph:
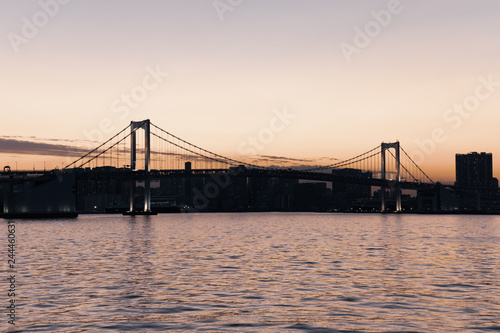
[[129, 180, 135, 213], [125, 119, 156, 215], [381, 142, 402, 212]]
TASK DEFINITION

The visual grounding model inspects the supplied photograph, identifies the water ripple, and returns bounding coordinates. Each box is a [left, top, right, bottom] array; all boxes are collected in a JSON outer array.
[[2, 213, 499, 332]]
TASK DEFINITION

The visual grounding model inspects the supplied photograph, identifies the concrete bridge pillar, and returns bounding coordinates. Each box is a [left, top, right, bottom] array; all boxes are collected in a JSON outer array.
[[381, 142, 401, 212], [126, 119, 154, 215]]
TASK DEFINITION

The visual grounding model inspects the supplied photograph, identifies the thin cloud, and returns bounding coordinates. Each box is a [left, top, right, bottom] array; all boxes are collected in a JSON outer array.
[[248, 155, 340, 166], [318, 157, 340, 161], [0, 138, 89, 157], [0, 137, 342, 169], [256, 155, 315, 163], [0, 135, 89, 144]]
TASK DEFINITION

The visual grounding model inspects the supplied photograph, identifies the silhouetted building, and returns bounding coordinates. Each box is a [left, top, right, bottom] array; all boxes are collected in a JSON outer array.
[[273, 178, 298, 211], [455, 152, 497, 188], [160, 177, 183, 197], [201, 172, 246, 211], [248, 177, 274, 210], [418, 183, 459, 212], [455, 152, 499, 211], [331, 168, 372, 211], [225, 174, 248, 211], [293, 182, 328, 211], [2, 171, 76, 216], [76, 167, 127, 212]]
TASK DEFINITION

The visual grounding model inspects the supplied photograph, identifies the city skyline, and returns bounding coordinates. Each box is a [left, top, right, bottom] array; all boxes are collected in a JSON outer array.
[[1, 1, 500, 182]]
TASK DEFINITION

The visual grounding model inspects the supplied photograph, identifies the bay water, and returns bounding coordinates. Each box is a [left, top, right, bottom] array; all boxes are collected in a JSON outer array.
[[2, 213, 499, 332]]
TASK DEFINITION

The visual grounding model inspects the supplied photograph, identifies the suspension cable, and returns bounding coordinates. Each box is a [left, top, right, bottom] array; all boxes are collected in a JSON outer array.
[[328, 151, 381, 170], [70, 126, 141, 169], [151, 122, 265, 169], [152, 132, 246, 167], [387, 149, 418, 182], [400, 146, 434, 183], [305, 145, 381, 172], [64, 124, 131, 169]]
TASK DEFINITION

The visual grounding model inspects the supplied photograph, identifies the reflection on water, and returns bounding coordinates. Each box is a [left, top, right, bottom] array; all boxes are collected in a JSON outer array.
[[3, 213, 500, 332]]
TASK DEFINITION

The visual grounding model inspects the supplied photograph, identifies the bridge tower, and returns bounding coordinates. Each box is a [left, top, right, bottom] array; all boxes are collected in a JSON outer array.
[[126, 119, 155, 215], [381, 142, 402, 212]]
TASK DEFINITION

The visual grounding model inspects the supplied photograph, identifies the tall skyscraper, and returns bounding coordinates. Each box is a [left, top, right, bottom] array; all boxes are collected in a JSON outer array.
[[455, 152, 498, 188]]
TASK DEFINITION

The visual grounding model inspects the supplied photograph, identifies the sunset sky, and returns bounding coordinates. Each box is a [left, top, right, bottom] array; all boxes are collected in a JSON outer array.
[[1, 0, 500, 182]]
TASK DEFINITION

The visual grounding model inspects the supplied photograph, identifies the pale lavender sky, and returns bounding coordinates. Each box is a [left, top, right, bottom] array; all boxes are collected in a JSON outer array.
[[1, 0, 500, 180]]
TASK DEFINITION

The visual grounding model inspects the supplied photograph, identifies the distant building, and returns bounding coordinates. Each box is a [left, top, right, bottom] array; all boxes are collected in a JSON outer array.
[[2, 171, 76, 215], [293, 182, 328, 211], [248, 177, 274, 210], [455, 152, 499, 211], [331, 168, 372, 211], [417, 183, 459, 212], [455, 152, 498, 188], [273, 178, 298, 211]]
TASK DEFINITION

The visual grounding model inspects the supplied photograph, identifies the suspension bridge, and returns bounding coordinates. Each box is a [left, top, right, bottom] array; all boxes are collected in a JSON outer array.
[[57, 119, 435, 214]]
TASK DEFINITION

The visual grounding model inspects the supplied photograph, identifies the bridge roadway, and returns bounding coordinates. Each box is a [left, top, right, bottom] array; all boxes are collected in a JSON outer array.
[[67, 166, 436, 191], [0, 170, 64, 183], [3, 168, 493, 193]]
